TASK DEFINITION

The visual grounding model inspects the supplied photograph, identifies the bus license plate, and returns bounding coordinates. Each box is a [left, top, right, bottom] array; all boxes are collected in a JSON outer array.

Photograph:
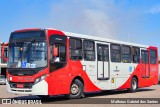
[[16, 84, 24, 88]]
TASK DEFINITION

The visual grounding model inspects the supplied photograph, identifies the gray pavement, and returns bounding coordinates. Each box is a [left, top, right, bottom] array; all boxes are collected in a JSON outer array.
[[0, 84, 159, 106]]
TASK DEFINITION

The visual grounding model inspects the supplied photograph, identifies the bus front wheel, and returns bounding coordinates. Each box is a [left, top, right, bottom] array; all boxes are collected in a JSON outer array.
[[66, 79, 84, 99]]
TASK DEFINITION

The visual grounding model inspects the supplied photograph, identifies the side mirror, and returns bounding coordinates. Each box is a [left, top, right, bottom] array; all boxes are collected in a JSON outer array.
[[1, 43, 8, 61], [53, 45, 58, 57]]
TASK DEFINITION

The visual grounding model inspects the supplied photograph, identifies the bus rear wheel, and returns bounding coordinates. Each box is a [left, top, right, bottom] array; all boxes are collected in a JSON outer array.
[[129, 77, 138, 93], [67, 79, 84, 99]]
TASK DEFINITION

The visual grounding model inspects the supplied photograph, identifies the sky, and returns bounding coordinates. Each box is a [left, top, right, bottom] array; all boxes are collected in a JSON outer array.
[[1, 0, 160, 52]]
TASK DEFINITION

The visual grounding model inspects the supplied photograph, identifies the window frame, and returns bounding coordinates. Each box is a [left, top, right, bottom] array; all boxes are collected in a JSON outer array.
[[58, 45, 67, 63], [121, 45, 131, 63], [50, 44, 67, 63], [83, 39, 95, 61], [150, 50, 157, 64], [110, 44, 121, 62], [69, 37, 83, 60], [132, 46, 140, 63], [103, 45, 109, 62], [141, 50, 149, 64]]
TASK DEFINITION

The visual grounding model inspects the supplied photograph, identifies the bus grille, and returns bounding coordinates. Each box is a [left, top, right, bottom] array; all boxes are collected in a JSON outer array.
[[9, 82, 34, 89], [11, 89, 32, 92]]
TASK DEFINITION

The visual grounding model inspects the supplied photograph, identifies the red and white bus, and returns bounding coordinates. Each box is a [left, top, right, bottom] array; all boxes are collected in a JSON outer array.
[[5, 28, 159, 99]]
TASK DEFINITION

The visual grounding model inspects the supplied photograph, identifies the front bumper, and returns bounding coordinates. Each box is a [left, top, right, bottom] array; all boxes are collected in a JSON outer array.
[[0, 81, 6, 84], [6, 79, 48, 95]]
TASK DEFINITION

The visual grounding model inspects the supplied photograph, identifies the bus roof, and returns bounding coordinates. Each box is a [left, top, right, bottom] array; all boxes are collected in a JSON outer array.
[[63, 31, 148, 48], [46, 29, 148, 48]]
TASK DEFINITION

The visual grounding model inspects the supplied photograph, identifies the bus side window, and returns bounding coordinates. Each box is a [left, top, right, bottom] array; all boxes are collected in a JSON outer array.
[[50, 44, 66, 63], [69, 38, 82, 60], [59, 45, 66, 62], [132, 47, 140, 63], [111, 44, 121, 62], [150, 50, 157, 64], [141, 50, 148, 63], [83, 40, 95, 61], [97, 46, 103, 61], [121, 45, 131, 63]]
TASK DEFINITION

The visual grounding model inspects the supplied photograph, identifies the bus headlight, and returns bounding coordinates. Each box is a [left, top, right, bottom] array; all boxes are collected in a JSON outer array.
[[35, 75, 46, 84]]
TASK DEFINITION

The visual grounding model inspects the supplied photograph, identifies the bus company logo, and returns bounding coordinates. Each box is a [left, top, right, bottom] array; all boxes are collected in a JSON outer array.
[[114, 66, 120, 72]]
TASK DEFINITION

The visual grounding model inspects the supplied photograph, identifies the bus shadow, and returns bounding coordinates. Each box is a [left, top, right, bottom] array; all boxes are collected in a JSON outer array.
[[85, 88, 155, 98], [12, 88, 155, 103]]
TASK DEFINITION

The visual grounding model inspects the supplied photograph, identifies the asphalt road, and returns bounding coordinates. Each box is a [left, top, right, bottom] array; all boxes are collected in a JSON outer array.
[[0, 84, 160, 107]]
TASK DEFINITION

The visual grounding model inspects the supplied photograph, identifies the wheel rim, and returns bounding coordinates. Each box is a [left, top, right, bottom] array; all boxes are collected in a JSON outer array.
[[132, 80, 137, 90], [71, 84, 79, 95]]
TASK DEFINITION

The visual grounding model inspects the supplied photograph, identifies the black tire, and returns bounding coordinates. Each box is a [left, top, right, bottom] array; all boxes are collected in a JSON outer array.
[[129, 77, 138, 93], [66, 79, 84, 99]]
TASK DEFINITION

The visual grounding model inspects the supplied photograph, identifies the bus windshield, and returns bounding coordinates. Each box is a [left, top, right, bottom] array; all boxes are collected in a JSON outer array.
[[8, 41, 47, 68]]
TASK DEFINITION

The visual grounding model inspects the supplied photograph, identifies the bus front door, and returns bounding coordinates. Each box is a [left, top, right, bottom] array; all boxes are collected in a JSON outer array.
[[97, 44, 109, 80]]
